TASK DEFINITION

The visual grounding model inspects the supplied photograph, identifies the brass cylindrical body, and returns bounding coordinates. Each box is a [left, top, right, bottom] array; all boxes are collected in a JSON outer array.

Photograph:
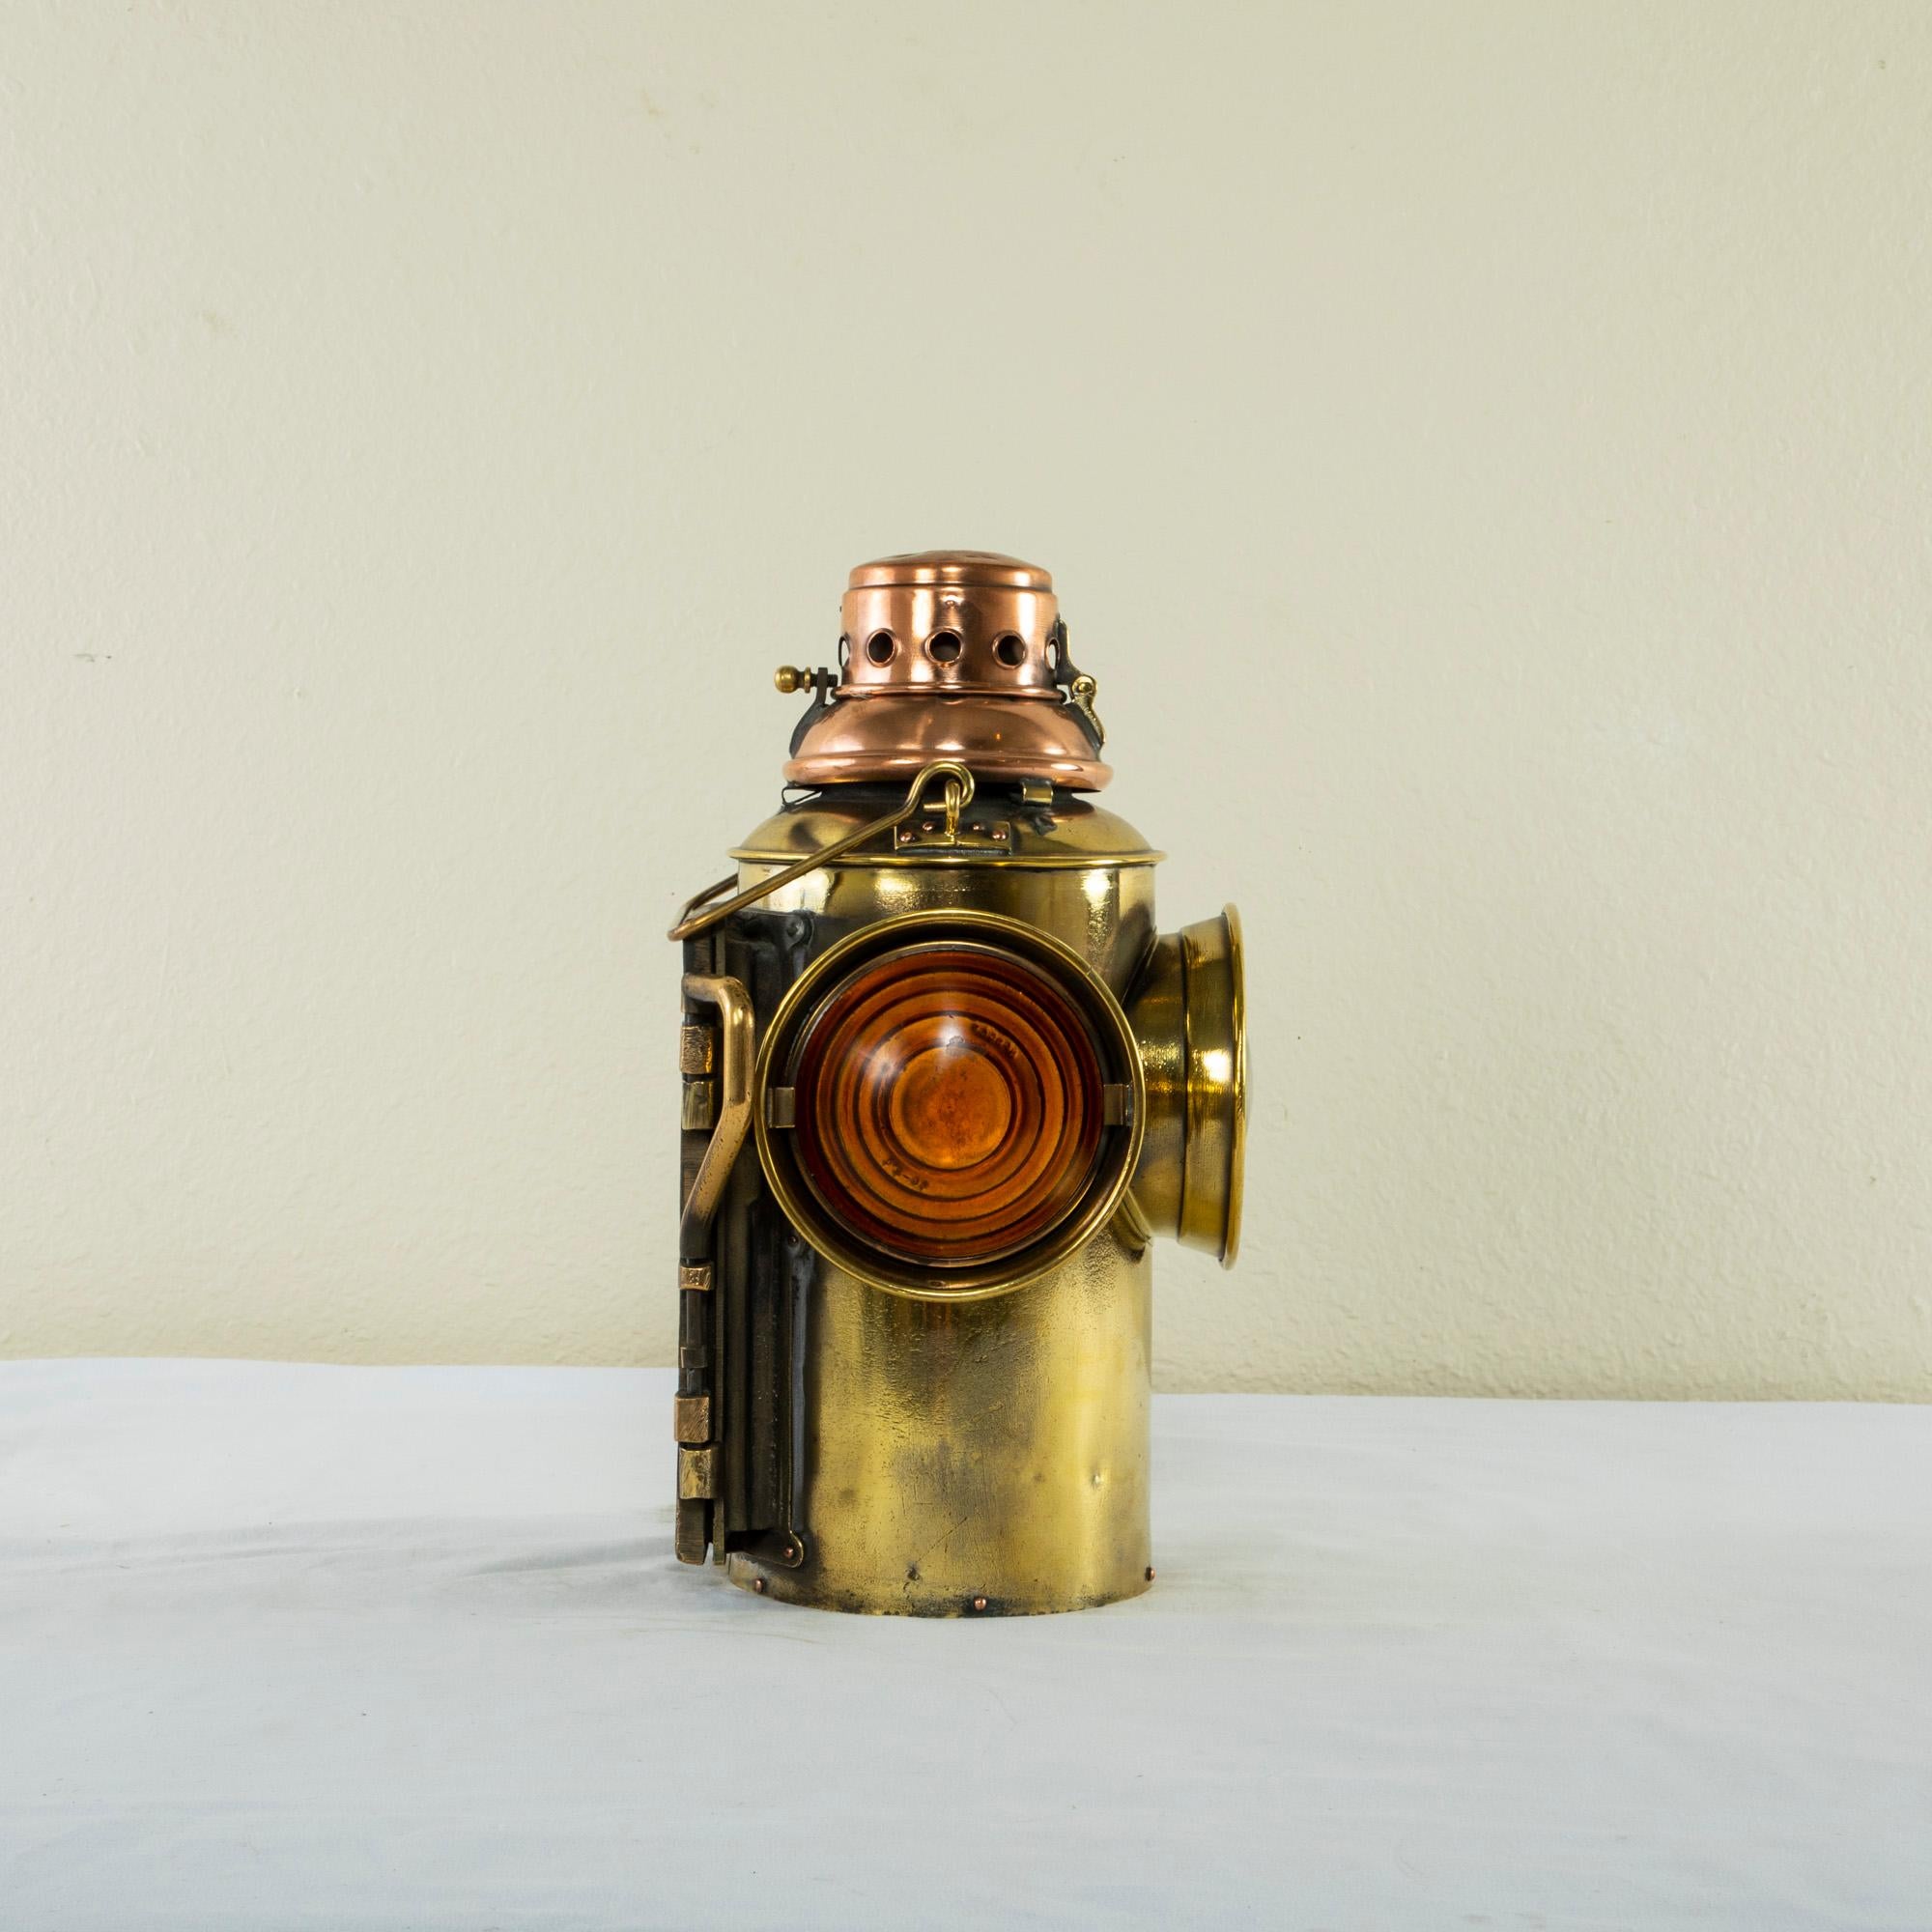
[[724, 801, 1158, 1612]]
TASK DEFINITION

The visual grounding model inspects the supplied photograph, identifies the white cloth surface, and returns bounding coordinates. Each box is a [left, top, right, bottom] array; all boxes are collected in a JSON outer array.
[[1, 1360, 1926, 1931]]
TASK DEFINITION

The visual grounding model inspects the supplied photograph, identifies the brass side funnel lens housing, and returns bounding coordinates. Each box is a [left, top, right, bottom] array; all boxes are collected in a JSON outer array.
[[668, 551, 1248, 1614], [1127, 906, 1248, 1264]]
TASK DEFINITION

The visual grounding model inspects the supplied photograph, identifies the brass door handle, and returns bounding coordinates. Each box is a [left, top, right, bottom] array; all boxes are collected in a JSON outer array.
[[679, 974, 754, 1260]]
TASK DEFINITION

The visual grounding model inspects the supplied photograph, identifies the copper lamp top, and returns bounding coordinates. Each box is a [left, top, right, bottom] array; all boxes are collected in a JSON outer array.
[[846, 552, 1052, 592], [783, 551, 1111, 790]]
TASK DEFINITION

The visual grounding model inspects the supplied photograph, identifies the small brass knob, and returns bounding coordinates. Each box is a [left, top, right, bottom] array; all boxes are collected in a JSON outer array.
[[1065, 671, 1105, 747], [774, 666, 809, 695]]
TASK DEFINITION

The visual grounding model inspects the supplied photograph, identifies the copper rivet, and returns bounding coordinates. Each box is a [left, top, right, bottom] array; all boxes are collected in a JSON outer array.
[[1145, 1566, 1156, 1582], [972, 1596, 987, 1611], [753, 1577, 766, 1594]]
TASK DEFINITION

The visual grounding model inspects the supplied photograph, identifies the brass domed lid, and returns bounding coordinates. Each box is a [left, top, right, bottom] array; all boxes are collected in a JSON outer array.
[[781, 552, 1111, 790]]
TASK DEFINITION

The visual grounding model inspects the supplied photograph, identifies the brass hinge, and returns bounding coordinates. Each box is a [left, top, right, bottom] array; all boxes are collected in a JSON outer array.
[[678, 1024, 715, 1075], [677, 1445, 717, 1500], [674, 1501, 709, 1566], [680, 1018, 718, 1128], [673, 1394, 712, 1444]]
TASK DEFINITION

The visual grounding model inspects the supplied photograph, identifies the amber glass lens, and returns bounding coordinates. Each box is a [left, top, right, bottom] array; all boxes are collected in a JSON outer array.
[[789, 945, 1106, 1265]]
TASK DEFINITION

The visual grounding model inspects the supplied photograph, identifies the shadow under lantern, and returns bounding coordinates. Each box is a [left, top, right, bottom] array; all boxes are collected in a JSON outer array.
[[669, 551, 1245, 1614]]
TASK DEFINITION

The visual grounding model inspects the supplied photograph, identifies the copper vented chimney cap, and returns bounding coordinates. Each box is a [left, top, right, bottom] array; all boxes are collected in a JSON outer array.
[[782, 551, 1111, 790]]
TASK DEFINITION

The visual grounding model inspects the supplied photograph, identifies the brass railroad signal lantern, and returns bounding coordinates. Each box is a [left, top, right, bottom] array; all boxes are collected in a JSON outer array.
[[668, 552, 1246, 1614]]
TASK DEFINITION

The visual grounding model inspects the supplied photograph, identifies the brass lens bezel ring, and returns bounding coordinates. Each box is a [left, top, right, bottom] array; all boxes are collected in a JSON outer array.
[[1206, 903, 1247, 1268], [753, 909, 1148, 1301]]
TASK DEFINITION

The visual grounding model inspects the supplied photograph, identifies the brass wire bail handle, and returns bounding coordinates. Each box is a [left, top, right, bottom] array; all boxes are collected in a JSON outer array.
[[668, 760, 977, 943]]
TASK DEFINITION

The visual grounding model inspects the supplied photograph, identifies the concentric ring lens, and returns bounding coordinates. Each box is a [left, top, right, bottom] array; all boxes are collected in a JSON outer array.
[[789, 944, 1106, 1265]]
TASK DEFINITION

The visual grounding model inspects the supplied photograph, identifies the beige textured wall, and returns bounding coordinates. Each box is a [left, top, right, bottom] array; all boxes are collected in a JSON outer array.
[[4, 4, 1929, 1396]]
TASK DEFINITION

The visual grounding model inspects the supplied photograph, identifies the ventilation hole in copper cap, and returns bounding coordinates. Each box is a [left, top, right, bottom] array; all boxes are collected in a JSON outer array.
[[994, 633, 1027, 668], [926, 631, 963, 665], [866, 631, 896, 666]]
